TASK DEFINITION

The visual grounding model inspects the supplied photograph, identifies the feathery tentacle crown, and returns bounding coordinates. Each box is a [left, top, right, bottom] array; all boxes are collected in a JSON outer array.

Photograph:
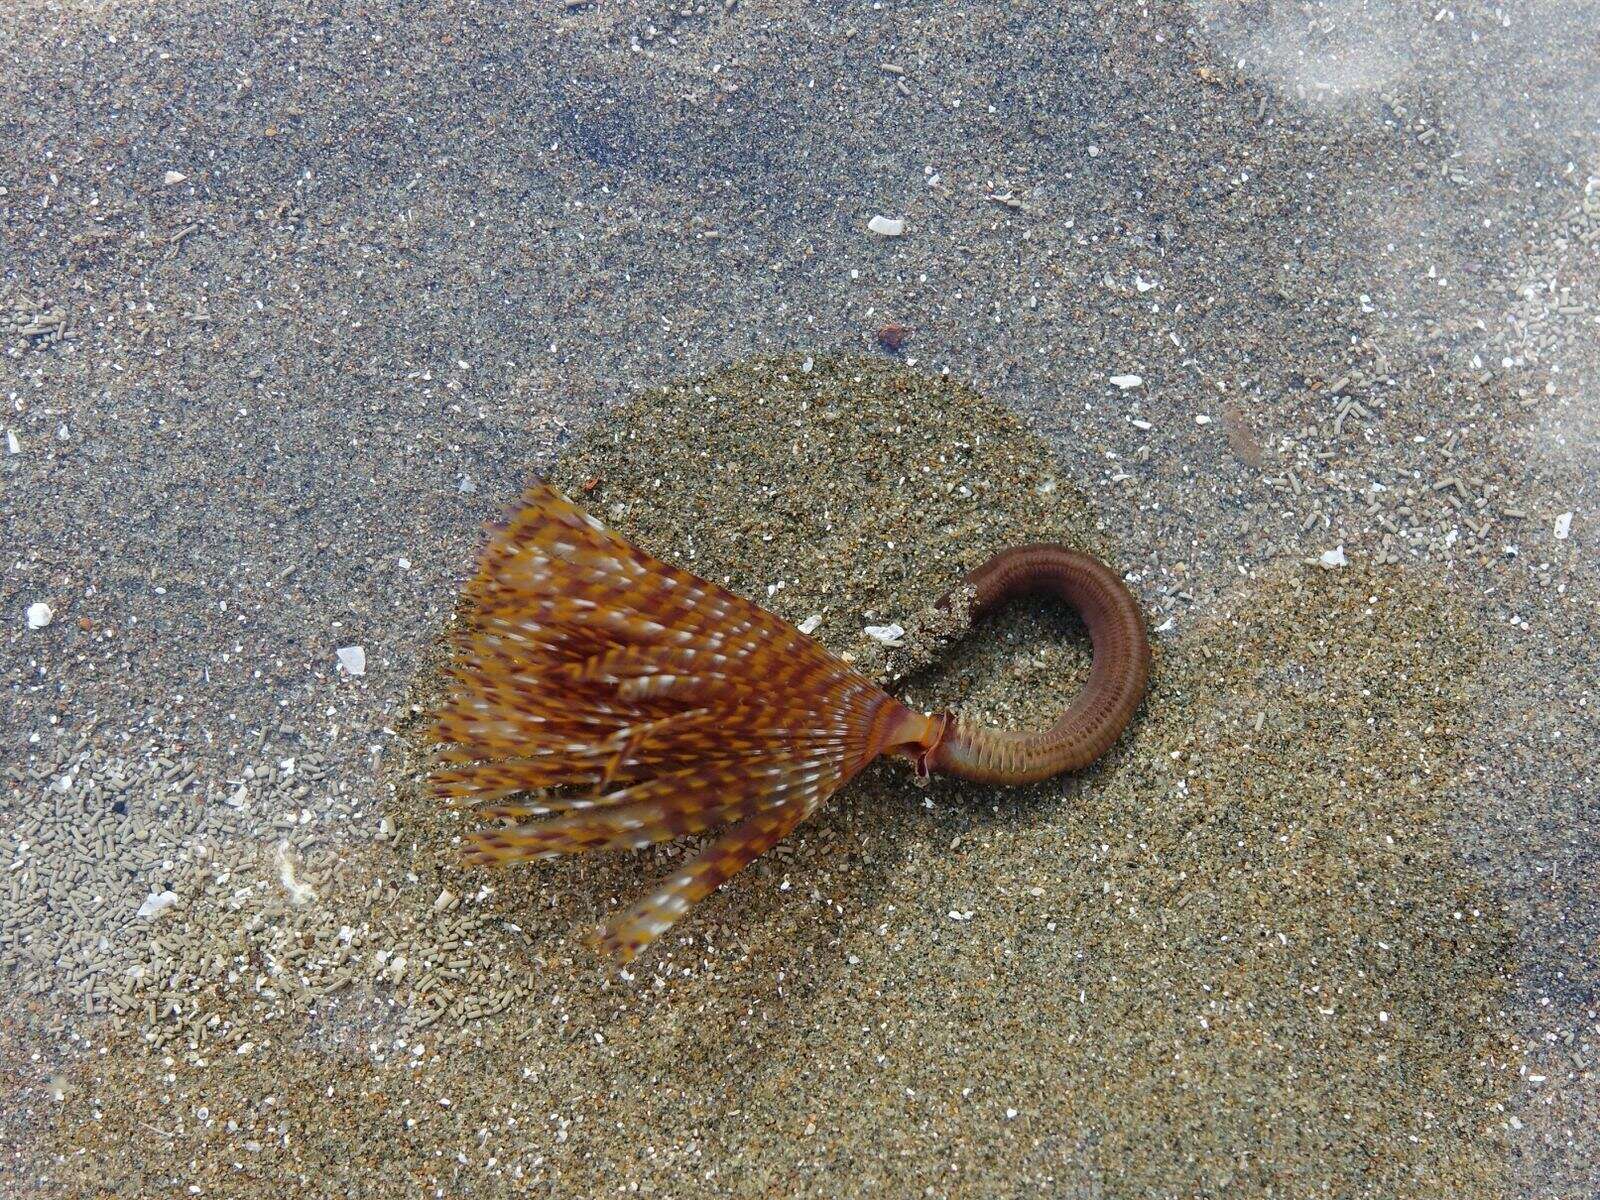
[[429, 484, 1148, 962]]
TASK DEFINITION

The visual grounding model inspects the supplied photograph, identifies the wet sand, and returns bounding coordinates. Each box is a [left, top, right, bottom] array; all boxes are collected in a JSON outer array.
[[3, 1, 1596, 1196]]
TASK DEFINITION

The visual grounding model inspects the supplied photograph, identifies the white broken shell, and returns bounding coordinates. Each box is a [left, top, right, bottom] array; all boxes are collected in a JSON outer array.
[[136, 890, 180, 920]]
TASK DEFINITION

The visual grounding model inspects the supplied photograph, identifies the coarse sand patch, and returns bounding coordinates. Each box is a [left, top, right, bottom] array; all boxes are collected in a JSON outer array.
[[27, 357, 1518, 1198]]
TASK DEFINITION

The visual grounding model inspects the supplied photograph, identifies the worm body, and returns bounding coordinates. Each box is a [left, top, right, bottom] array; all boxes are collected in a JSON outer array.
[[434, 485, 1150, 960], [923, 546, 1150, 785]]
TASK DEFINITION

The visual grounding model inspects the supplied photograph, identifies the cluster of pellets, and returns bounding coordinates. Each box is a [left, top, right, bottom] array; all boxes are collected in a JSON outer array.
[[2, 734, 533, 1060], [3, 741, 214, 1030], [378, 908, 527, 1031], [1496, 176, 1600, 372], [1, 292, 70, 348]]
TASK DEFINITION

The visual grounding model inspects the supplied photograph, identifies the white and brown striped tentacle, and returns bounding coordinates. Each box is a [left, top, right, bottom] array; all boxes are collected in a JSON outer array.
[[462, 752, 845, 862], [431, 482, 903, 961], [594, 797, 814, 963]]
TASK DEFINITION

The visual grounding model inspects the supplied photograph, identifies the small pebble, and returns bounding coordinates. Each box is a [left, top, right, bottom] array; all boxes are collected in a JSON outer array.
[[876, 323, 911, 351]]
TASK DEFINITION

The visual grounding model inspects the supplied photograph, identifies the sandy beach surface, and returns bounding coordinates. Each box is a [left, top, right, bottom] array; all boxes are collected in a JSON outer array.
[[2, 1, 1596, 1196]]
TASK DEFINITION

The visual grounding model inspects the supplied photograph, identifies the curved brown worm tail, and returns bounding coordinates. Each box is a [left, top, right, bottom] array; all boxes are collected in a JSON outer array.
[[923, 545, 1151, 785]]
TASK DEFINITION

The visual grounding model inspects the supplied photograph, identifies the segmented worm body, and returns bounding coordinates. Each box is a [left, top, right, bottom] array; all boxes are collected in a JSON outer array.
[[926, 546, 1151, 785], [430, 484, 1150, 961]]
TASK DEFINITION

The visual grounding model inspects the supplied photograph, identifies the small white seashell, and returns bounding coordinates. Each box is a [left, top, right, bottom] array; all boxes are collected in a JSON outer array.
[[1319, 546, 1348, 569], [1553, 511, 1573, 540], [867, 215, 906, 237], [336, 645, 366, 675], [162, 169, 187, 186], [798, 614, 823, 636], [864, 622, 905, 647], [136, 890, 180, 920], [1109, 374, 1143, 389], [26, 602, 53, 629]]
